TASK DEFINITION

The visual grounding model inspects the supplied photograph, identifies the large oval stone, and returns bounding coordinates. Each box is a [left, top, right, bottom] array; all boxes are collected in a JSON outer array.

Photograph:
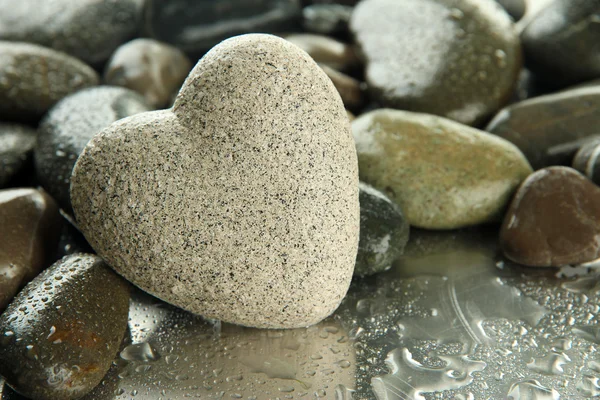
[[0, 254, 130, 400], [350, 0, 521, 126], [71, 34, 359, 329], [0, 188, 62, 310], [0, 42, 99, 120], [500, 167, 600, 267], [35, 87, 151, 213], [353, 109, 532, 229], [486, 84, 600, 169]]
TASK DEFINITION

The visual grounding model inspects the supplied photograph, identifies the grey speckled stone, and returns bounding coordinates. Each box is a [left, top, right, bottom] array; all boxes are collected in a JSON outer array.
[[353, 109, 532, 229], [35, 87, 151, 213], [350, 0, 521, 126], [0, 0, 143, 64], [0, 42, 99, 120], [0, 124, 36, 188], [71, 34, 359, 329], [355, 182, 409, 277], [104, 39, 192, 108]]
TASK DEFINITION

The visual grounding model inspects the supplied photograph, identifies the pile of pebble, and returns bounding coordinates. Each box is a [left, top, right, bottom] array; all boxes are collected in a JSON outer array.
[[0, 0, 599, 398]]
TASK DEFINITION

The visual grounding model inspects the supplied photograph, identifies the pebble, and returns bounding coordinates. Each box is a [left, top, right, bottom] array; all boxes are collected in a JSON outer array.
[[352, 109, 532, 229], [320, 64, 364, 111], [0, 0, 143, 64], [0, 124, 36, 188], [144, 0, 301, 55], [35, 87, 151, 213], [302, 4, 353, 36], [0, 42, 99, 120], [500, 167, 600, 267], [486, 84, 600, 169], [0, 188, 62, 311], [285, 34, 359, 71], [70, 34, 359, 329], [350, 0, 521, 126], [104, 39, 192, 108], [521, 0, 600, 86], [0, 254, 130, 400], [572, 139, 600, 185], [355, 182, 409, 277]]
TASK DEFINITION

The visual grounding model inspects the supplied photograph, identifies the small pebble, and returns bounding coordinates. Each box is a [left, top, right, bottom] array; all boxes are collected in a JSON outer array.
[[302, 4, 353, 36], [285, 34, 359, 71], [71, 34, 359, 329], [355, 182, 409, 277], [521, 0, 600, 86], [0, 124, 36, 188], [0, 0, 143, 64], [104, 39, 192, 108], [486, 84, 600, 169], [572, 139, 600, 185], [320, 64, 364, 111], [352, 109, 532, 229], [35, 86, 151, 213], [0, 254, 130, 400], [0, 41, 99, 120], [350, 0, 521, 126], [0, 188, 62, 310], [500, 167, 600, 267]]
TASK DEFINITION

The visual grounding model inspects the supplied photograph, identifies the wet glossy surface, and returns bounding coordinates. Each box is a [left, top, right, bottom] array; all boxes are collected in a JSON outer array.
[[3, 230, 600, 399]]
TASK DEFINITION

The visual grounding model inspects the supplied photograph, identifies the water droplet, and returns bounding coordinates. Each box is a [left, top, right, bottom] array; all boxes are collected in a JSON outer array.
[[494, 49, 507, 69], [120, 342, 159, 362], [506, 379, 560, 399]]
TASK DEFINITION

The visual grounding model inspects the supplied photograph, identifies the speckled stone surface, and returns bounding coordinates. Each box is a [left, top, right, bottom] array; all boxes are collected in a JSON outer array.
[[35, 87, 151, 213], [500, 167, 600, 267], [0, 254, 130, 400], [0, 0, 143, 64], [486, 85, 600, 169], [0, 124, 36, 188], [71, 34, 359, 329], [0, 42, 99, 120], [355, 182, 409, 277], [350, 0, 521, 126], [104, 39, 192, 108], [352, 109, 532, 229]]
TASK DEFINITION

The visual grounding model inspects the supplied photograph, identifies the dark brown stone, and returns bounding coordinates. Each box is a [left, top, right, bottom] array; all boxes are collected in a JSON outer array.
[[500, 166, 600, 267], [573, 139, 600, 185], [486, 84, 600, 169], [0, 188, 62, 310], [320, 64, 364, 111], [0, 254, 130, 400]]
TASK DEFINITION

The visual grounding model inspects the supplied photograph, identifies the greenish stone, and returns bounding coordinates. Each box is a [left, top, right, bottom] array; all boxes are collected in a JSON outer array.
[[353, 109, 533, 229], [355, 182, 409, 277], [0, 254, 130, 400]]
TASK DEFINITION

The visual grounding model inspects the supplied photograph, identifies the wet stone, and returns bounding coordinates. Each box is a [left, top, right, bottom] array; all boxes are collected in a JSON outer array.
[[486, 84, 600, 169], [572, 139, 600, 185], [0, 188, 62, 311], [285, 34, 359, 72], [0, 254, 130, 400], [500, 167, 600, 267], [0, 0, 143, 65], [104, 39, 192, 108], [144, 0, 301, 55], [352, 109, 532, 229], [0, 41, 99, 121], [0, 124, 36, 188], [355, 182, 409, 277], [350, 0, 521, 126], [302, 4, 353, 36], [70, 34, 359, 329], [35, 87, 151, 213], [521, 0, 600, 86], [320, 64, 364, 111]]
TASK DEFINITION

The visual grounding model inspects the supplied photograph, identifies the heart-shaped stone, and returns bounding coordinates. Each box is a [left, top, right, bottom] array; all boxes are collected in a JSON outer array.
[[71, 34, 359, 329]]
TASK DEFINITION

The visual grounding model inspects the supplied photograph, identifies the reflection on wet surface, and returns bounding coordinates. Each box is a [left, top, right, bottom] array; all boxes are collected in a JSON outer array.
[[3, 228, 600, 399]]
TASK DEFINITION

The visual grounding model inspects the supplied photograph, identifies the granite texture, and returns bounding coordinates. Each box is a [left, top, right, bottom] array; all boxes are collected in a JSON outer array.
[[0, 42, 99, 120], [0, 124, 36, 188], [352, 109, 532, 229], [0, 254, 130, 400], [500, 167, 600, 267], [350, 0, 521, 126], [104, 39, 192, 108], [71, 34, 359, 329], [35, 86, 151, 213]]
